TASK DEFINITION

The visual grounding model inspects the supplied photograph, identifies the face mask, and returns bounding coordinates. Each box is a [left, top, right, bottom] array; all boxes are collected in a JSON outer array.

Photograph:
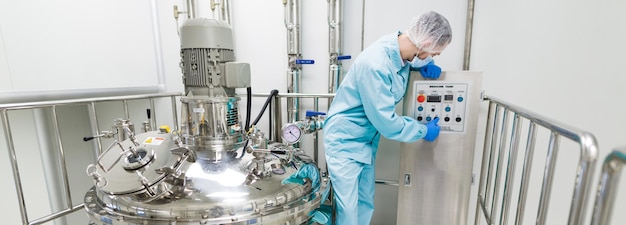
[[409, 55, 433, 68]]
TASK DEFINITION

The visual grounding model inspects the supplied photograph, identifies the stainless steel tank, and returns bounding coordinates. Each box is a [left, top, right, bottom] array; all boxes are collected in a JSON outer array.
[[83, 17, 328, 225], [84, 129, 328, 225]]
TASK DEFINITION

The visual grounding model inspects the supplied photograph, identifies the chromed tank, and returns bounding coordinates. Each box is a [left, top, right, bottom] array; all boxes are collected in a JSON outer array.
[[84, 130, 328, 225]]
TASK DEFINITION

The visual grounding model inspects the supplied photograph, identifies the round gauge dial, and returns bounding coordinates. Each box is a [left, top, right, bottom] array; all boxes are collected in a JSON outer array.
[[281, 123, 302, 144]]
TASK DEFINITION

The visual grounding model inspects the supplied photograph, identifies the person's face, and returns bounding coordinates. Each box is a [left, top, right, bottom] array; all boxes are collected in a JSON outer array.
[[412, 41, 445, 60]]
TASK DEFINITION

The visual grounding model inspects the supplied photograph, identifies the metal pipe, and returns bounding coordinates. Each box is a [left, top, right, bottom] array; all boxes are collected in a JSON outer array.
[[149, 0, 166, 92], [490, 109, 511, 224], [2, 110, 29, 224], [88, 102, 103, 156], [475, 101, 495, 225], [590, 149, 626, 225], [149, 98, 156, 130], [514, 122, 537, 225], [0, 92, 182, 110], [484, 105, 502, 216], [360, 0, 366, 51], [186, 0, 195, 19], [33, 108, 66, 225], [313, 97, 320, 164], [272, 95, 283, 143], [463, 0, 477, 70], [284, 0, 302, 123], [328, 0, 344, 94], [221, 0, 231, 25], [123, 100, 130, 119], [170, 96, 179, 132], [536, 132, 560, 225], [29, 203, 84, 225], [499, 114, 522, 225], [51, 106, 74, 208], [568, 132, 598, 225]]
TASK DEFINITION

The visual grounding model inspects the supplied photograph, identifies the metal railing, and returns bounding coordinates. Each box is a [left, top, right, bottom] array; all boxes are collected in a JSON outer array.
[[1, 92, 181, 225], [474, 96, 599, 225], [590, 148, 626, 225]]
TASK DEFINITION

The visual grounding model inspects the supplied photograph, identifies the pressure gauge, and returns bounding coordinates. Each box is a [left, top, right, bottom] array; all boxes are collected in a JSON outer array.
[[281, 123, 302, 144]]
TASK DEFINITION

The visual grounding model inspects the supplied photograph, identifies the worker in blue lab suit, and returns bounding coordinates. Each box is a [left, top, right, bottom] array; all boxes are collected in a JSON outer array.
[[321, 11, 451, 225]]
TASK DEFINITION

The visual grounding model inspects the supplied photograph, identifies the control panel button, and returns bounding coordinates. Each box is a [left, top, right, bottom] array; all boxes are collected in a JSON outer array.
[[426, 116, 432, 122], [456, 117, 462, 122], [417, 95, 426, 103], [418, 106, 424, 111], [457, 96, 464, 102], [444, 117, 450, 122], [417, 116, 423, 121], [445, 106, 451, 112]]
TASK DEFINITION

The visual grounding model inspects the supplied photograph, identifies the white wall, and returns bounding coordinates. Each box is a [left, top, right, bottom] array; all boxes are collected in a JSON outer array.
[[1, 0, 625, 224]]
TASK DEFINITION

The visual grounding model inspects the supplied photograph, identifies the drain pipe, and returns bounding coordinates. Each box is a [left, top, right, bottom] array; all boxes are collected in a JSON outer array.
[[284, 0, 314, 123], [328, 0, 351, 96], [463, 0, 476, 70]]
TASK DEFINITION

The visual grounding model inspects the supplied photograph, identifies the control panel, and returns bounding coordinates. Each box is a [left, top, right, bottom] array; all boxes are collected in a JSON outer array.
[[410, 82, 469, 133]]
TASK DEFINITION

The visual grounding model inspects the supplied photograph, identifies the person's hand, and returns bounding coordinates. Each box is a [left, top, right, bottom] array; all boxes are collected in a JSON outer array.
[[423, 117, 441, 142], [281, 163, 320, 192], [420, 63, 442, 79], [282, 164, 332, 224]]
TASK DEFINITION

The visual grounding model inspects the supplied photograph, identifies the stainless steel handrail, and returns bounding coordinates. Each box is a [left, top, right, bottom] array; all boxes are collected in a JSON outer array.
[[474, 95, 599, 225], [1, 92, 182, 225], [590, 149, 626, 225]]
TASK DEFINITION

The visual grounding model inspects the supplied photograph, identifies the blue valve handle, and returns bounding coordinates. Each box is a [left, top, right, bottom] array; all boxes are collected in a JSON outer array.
[[306, 110, 326, 117], [337, 55, 352, 60], [296, 59, 315, 64]]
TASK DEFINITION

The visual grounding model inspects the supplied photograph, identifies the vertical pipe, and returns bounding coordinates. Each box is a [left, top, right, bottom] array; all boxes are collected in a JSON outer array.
[[2, 110, 29, 224], [360, 0, 366, 51], [313, 97, 320, 164], [490, 109, 511, 225], [284, 0, 301, 123], [149, 98, 156, 130], [328, 0, 344, 96], [463, 0, 476, 70], [475, 102, 495, 225], [88, 102, 102, 156], [170, 96, 179, 132], [123, 100, 129, 119], [272, 96, 283, 143], [484, 106, 502, 214], [514, 122, 537, 225], [221, 0, 231, 25], [536, 132, 560, 225], [499, 114, 522, 225], [149, 0, 166, 92], [590, 151, 626, 225], [33, 107, 66, 225], [51, 106, 73, 207], [187, 0, 196, 19], [567, 133, 597, 225]]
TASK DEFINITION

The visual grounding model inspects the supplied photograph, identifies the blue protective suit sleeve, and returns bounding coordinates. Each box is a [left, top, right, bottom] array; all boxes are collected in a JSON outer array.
[[357, 65, 427, 142]]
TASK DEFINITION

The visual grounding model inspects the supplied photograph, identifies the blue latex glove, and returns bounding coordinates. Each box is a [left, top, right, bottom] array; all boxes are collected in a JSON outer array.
[[420, 63, 442, 79], [281, 163, 320, 192], [423, 117, 441, 142]]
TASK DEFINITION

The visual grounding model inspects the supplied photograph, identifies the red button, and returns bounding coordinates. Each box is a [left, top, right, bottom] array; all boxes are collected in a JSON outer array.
[[417, 95, 425, 103]]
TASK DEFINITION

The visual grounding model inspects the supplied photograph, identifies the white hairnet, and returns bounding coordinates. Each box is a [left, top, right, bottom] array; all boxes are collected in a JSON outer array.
[[406, 11, 452, 53]]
